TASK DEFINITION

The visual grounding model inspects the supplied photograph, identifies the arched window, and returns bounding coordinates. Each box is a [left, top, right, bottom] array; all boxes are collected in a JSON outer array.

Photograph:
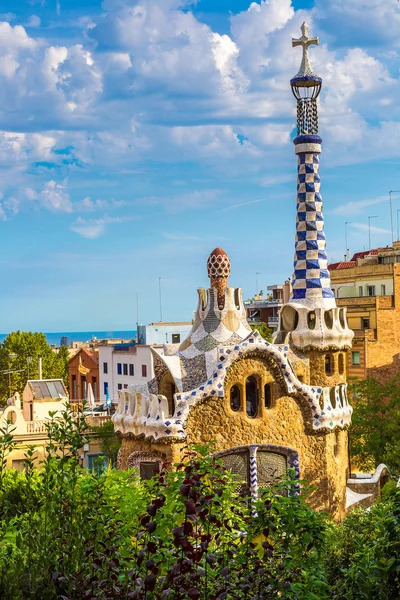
[[330, 387, 337, 409], [246, 376, 258, 418], [230, 385, 241, 411], [325, 354, 332, 376], [264, 384, 272, 409], [333, 431, 339, 457], [167, 383, 176, 417], [338, 353, 344, 375]]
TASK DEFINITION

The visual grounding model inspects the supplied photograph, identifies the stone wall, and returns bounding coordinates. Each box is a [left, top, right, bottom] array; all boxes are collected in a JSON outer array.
[[185, 356, 349, 520], [118, 354, 350, 520]]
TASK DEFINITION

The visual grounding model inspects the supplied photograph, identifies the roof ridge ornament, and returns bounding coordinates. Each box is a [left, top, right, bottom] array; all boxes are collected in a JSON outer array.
[[290, 22, 322, 136]]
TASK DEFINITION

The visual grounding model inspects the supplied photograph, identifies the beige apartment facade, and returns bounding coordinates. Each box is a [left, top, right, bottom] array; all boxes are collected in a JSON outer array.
[[329, 244, 400, 381]]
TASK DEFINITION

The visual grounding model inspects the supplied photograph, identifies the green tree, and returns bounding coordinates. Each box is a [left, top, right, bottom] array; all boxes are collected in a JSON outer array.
[[0, 331, 70, 405], [350, 376, 400, 476], [250, 321, 273, 342], [93, 419, 121, 467]]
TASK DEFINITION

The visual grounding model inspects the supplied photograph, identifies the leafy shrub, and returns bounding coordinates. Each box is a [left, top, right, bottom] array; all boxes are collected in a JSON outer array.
[[0, 407, 399, 599]]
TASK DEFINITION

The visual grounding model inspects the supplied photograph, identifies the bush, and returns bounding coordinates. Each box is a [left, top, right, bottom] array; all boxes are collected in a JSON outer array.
[[0, 408, 399, 599]]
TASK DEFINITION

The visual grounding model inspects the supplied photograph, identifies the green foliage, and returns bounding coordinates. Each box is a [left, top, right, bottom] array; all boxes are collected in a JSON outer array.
[[0, 331, 70, 404], [251, 322, 273, 342], [0, 410, 399, 599], [349, 376, 400, 476], [326, 493, 400, 600], [93, 418, 121, 467]]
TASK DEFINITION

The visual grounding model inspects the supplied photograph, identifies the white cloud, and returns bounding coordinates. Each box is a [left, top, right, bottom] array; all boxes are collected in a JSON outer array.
[[331, 195, 389, 217], [70, 214, 132, 238], [24, 15, 41, 28], [351, 223, 391, 235], [0, 0, 400, 225], [39, 180, 73, 213]]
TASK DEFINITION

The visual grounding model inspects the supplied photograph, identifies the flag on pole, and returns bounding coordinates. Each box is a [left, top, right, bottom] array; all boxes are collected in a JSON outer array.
[[78, 356, 90, 376]]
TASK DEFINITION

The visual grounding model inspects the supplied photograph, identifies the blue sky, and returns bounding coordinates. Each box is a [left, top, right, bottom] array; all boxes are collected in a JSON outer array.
[[1, 0, 400, 332]]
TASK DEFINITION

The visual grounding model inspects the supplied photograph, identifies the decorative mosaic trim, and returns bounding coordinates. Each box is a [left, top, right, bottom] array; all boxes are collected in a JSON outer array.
[[294, 143, 321, 154], [112, 331, 352, 441]]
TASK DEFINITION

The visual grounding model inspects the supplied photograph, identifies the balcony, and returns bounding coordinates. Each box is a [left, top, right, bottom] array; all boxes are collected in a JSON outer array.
[[267, 316, 279, 327], [244, 298, 283, 309]]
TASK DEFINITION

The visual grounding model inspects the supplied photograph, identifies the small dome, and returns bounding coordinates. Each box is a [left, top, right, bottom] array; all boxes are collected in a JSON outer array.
[[207, 247, 231, 279]]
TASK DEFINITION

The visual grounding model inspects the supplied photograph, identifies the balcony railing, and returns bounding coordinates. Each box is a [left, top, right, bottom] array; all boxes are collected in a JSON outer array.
[[26, 421, 48, 434], [268, 317, 279, 324], [244, 298, 283, 306]]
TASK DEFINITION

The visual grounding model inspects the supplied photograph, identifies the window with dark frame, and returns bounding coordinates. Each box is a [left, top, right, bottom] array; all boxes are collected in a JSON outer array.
[[172, 334, 181, 343], [123, 363, 128, 376], [140, 462, 159, 480], [103, 362, 108, 374], [129, 364, 134, 376], [117, 363, 122, 375], [361, 317, 370, 329], [264, 384, 272, 409], [142, 365, 147, 377], [245, 376, 258, 418]]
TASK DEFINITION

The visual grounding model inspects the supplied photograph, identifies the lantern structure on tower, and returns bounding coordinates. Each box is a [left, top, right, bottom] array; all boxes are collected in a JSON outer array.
[[290, 22, 322, 136]]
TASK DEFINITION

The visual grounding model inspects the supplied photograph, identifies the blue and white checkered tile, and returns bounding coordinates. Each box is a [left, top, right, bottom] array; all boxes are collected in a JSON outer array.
[[292, 151, 334, 301]]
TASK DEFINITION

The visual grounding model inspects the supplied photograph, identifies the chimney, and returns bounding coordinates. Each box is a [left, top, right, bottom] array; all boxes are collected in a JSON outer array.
[[38, 357, 42, 380]]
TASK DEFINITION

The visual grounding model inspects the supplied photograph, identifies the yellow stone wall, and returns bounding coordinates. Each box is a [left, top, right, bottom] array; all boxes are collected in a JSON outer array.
[[120, 354, 349, 520]]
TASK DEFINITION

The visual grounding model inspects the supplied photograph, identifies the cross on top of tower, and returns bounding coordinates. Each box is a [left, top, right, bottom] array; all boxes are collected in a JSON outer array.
[[292, 22, 320, 80]]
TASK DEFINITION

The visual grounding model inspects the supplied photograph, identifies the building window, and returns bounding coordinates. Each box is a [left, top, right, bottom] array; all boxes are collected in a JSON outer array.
[[367, 285, 375, 296], [359, 286, 363, 297], [230, 385, 241, 411], [103, 362, 108, 374], [245, 376, 258, 418], [361, 318, 370, 329], [82, 376, 87, 400], [264, 384, 272, 409], [123, 363, 128, 376], [140, 462, 159, 480], [142, 365, 147, 377], [325, 354, 332, 376], [333, 431, 339, 458], [381, 284, 386, 295], [352, 351, 361, 366], [104, 381, 109, 395], [87, 454, 107, 475], [72, 374, 77, 400], [129, 364, 134, 376], [117, 363, 122, 375], [338, 354, 344, 375], [118, 383, 122, 390], [172, 334, 181, 343], [124, 384, 128, 389], [92, 377, 97, 400]]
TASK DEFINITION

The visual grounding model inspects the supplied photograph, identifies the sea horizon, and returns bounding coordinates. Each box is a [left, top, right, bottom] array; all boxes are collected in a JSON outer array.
[[0, 330, 137, 347]]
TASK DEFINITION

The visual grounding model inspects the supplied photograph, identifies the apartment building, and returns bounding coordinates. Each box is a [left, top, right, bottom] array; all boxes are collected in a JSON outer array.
[[98, 343, 161, 403], [329, 243, 400, 381]]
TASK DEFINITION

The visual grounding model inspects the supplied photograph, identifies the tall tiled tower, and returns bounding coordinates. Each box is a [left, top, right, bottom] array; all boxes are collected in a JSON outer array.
[[113, 24, 358, 521], [275, 22, 353, 388]]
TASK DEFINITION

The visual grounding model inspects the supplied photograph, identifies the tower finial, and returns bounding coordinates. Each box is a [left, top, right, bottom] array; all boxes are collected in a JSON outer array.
[[207, 248, 230, 309], [291, 22, 322, 136]]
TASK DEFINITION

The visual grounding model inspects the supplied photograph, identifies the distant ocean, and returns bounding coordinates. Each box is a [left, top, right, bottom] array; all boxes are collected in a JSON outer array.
[[0, 330, 137, 347]]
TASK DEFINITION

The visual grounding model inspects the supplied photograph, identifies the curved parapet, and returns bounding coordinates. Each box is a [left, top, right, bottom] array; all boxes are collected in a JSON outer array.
[[112, 331, 353, 442], [275, 303, 353, 350]]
